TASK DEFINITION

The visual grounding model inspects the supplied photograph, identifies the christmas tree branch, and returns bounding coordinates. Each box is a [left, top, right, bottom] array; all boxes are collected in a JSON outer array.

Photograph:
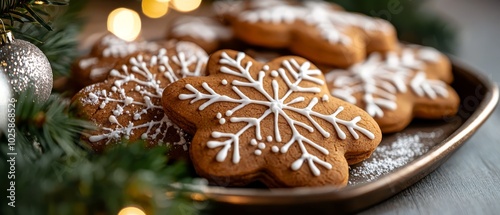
[[1, 0, 69, 31], [1, 88, 202, 214]]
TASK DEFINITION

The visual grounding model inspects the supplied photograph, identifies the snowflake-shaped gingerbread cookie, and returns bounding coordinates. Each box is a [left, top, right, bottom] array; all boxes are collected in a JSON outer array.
[[325, 45, 460, 133], [73, 42, 208, 153], [226, 0, 397, 67], [162, 50, 382, 187], [168, 16, 233, 53], [72, 34, 164, 88]]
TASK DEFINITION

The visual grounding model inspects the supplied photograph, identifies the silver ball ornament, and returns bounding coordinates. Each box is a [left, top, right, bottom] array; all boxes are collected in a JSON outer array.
[[0, 67, 12, 134], [0, 31, 52, 102]]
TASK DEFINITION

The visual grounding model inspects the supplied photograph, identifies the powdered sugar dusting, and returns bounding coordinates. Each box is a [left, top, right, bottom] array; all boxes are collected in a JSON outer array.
[[349, 130, 443, 185]]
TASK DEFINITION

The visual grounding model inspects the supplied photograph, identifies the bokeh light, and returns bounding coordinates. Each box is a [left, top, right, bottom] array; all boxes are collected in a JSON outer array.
[[142, 0, 170, 18], [171, 0, 202, 12], [117, 206, 146, 215], [107, 8, 141, 42]]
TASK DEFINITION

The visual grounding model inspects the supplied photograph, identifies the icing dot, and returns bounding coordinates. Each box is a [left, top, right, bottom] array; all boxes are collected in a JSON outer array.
[[219, 118, 226, 124], [226, 110, 233, 116], [135, 86, 141, 91], [263, 65, 270, 71], [272, 146, 279, 153], [258, 142, 266, 150], [271, 70, 279, 77], [322, 94, 329, 102], [216, 112, 222, 119], [221, 79, 228, 85], [141, 133, 148, 139], [124, 97, 134, 105], [250, 139, 258, 146], [254, 150, 262, 156], [88, 93, 98, 101], [108, 115, 119, 124], [111, 86, 118, 92], [266, 136, 273, 142]]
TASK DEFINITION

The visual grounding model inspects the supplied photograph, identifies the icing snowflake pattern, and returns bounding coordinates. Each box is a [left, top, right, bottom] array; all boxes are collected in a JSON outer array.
[[81, 46, 208, 149], [240, 2, 392, 45], [179, 52, 375, 176], [326, 47, 449, 118], [171, 16, 232, 42]]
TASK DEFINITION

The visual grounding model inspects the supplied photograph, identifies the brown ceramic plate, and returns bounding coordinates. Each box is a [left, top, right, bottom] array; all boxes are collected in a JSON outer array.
[[192, 59, 499, 214]]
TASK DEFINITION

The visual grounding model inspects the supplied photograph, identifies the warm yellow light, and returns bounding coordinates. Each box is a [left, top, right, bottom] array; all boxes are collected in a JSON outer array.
[[142, 0, 170, 19], [107, 8, 142, 42], [171, 0, 202, 12], [117, 206, 146, 215]]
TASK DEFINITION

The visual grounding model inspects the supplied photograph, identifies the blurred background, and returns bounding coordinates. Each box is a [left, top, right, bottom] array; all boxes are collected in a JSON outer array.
[[78, 0, 500, 81]]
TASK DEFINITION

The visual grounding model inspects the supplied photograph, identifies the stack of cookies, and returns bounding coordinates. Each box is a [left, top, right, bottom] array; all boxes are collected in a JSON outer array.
[[71, 0, 459, 188]]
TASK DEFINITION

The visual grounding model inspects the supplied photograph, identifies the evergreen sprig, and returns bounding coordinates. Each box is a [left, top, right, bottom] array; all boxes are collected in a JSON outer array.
[[0, 142, 202, 215], [10, 89, 91, 161], [0, 90, 202, 215], [1, 0, 68, 31]]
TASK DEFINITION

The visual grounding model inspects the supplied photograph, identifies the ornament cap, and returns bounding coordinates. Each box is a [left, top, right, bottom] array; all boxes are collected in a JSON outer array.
[[0, 31, 14, 45]]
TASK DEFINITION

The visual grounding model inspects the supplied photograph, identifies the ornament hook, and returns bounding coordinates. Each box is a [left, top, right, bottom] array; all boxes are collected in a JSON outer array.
[[0, 19, 13, 45], [0, 19, 6, 33]]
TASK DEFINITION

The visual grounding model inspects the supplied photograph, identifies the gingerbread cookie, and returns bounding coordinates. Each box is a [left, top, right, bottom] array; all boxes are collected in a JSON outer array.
[[71, 34, 165, 88], [228, 0, 397, 67], [213, 0, 292, 23], [72, 42, 209, 153], [167, 16, 233, 53], [325, 45, 459, 133], [162, 50, 381, 187]]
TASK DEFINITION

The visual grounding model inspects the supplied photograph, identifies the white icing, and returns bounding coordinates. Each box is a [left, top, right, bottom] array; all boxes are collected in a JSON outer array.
[[254, 149, 262, 156], [82, 44, 207, 148], [239, 1, 392, 45], [326, 46, 449, 118], [219, 118, 226, 124], [266, 135, 273, 142], [322, 94, 329, 102], [241, 5, 304, 24], [89, 67, 111, 80], [179, 52, 375, 176], [271, 146, 279, 153], [171, 16, 232, 42], [213, 0, 245, 17], [79, 57, 98, 69], [100, 34, 160, 58], [250, 139, 258, 146], [270, 70, 279, 77], [410, 72, 448, 99], [221, 79, 228, 85]]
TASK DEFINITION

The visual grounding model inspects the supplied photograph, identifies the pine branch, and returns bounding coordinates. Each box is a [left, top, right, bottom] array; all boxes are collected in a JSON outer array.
[[0, 88, 201, 214], [1, 0, 68, 30], [4, 88, 91, 162], [0, 142, 201, 215]]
